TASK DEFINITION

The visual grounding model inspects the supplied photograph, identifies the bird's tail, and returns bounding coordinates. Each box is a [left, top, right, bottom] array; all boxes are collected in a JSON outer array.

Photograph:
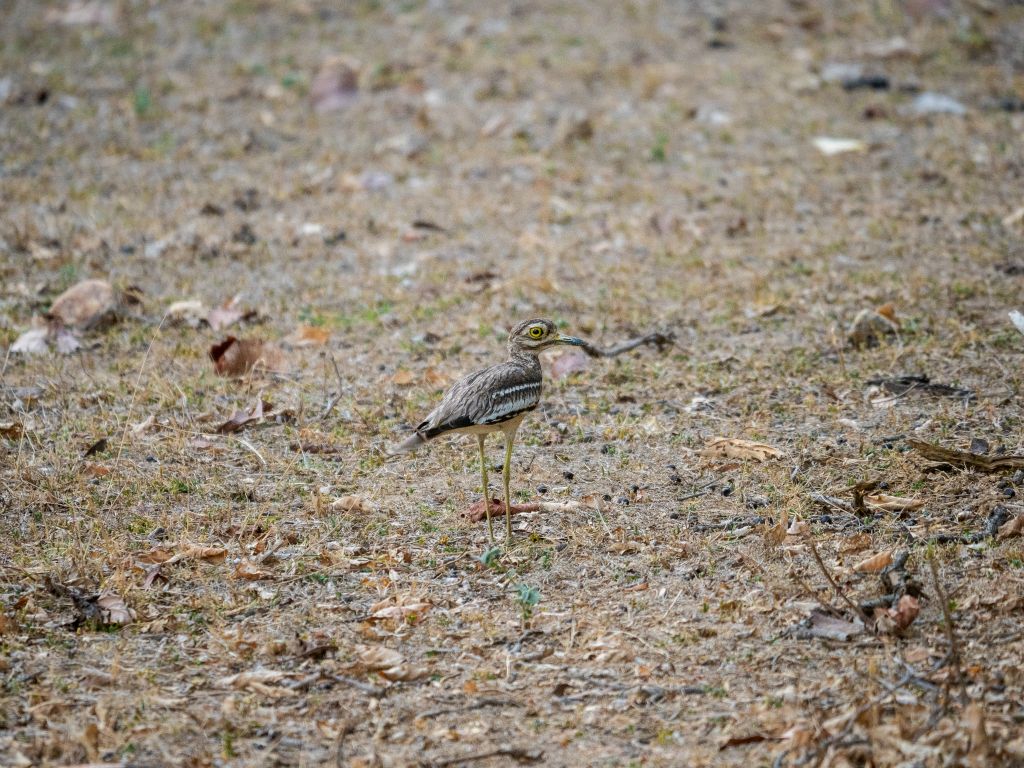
[[386, 431, 427, 457]]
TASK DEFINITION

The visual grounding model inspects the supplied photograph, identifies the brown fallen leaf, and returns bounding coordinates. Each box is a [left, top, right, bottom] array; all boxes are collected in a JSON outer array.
[[864, 493, 925, 512], [217, 669, 292, 698], [96, 592, 134, 625], [137, 548, 175, 565], [332, 495, 371, 513], [423, 367, 450, 387], [166, 544, 228, 564], [216, 398, 272, 434], [285, 324, 331, 347], [234, 559, 274, 581], [0, 421, 24, 440], [210, 336, 286, 377], [997, 514, 1024, 540], [48, 279, 116, 328], [368, 596, 432, 624], [391, 369, 415, 386], [853, 549, 893, 573], [462, 499, 580, 523], [357, 644, 405, 672], [702, 437, 784, 462], [887, 594, 920, 631]]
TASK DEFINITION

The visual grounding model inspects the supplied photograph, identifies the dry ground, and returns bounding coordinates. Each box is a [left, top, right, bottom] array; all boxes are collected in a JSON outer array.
[[2, 1, 1024, 766]]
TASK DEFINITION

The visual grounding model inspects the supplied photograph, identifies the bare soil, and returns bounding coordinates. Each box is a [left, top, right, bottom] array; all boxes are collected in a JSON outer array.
[[2, 1, 1024, 766]]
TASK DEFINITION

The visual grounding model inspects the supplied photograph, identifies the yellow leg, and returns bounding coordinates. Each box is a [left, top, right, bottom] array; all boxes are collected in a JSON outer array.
[[478, 434, 494, 544], [502, 430, 515, 540]]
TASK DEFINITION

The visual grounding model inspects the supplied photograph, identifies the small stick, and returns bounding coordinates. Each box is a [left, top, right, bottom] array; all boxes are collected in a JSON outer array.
[[422, 746, 544, 767], [577, 331, 674, 359], [806, 537, 872, 628], [319, 353, 346, 422], [927, 551, 967, 706]]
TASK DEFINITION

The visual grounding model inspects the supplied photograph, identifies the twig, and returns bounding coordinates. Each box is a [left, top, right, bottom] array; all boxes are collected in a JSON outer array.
[[926, 551, 967, 706], [421, 745, 544, 767], [806, 537, 872, 628], [328, 673, 386, 698], [319, 353, 346, 422], [578, 331, 674, 359], [333, 718, 358, 768], [417, 697, 520, 720]]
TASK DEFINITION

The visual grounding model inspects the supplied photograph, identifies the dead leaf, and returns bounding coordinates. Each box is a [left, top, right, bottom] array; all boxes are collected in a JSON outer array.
[[549, 348, 590, 380], [702, 437, 783, 461], [216, 398, 271, 434], [10, 327, 49, 355], [285, 324, 330, 347], [997, 514, 1024, 540], [96, 592, 134, 625], [332, 495, 371, 513], [369, 596, 432, 624], [234, 559, 274, 581], [311, 55, 359, 113], [137, 548, 175, 565], [165, 299, 207, 327], [48, 279, 116, 328], [423, 367, 450, 387], [209, 336, 286, 377], [853, 549, 893, 573], [803, 609, 864, 641], [168, 544, 227, 564], [0, 422, 24, 440], [840, 532, 872, 553], [357, 644, 405, 671], [887, 594, 920, 631], [864, 494, 925, 512], [391, 369, 415, 386], [207, 297, 253, 332], [218, 669, 292, 698]]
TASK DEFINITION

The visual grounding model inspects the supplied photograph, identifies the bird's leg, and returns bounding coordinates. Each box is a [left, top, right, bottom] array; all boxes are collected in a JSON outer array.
[[478, 434, 494, 544], [502, 430, 515, 540]]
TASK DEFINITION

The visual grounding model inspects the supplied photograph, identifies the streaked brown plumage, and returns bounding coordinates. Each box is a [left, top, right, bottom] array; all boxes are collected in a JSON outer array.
[[389, 319, 585, 543]]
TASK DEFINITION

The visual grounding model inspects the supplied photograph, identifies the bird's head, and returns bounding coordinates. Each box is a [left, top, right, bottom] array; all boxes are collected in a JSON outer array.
[[507, 318, 585, 355]]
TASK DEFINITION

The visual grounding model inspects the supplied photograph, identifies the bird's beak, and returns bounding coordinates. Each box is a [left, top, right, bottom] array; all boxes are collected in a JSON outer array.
[[556, 334, 585, 347]]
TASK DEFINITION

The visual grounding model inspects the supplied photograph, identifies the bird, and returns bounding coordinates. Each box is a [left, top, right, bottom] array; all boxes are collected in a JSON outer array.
[[389, 319, 586, 544]]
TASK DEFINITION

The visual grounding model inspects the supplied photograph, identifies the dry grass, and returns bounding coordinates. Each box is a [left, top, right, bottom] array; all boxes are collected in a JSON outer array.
[[2, 1, 1024, 766]]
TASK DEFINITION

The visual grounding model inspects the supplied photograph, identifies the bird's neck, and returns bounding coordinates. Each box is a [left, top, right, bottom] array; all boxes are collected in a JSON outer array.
[[507, 348, 542, 375]]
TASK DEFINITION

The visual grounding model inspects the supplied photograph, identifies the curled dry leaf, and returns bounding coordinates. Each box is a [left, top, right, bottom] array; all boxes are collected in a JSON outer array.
[[210, 336, 286, 377], [234, 559, 274, 581], [997, 514, 1024, 540], [887, 594, 920, 631], [864, 494, 925, 512], [702, 437, 783, 462], [207, 296, 254, 332], [391, 369, 415, 386], [218, 669, 292, 698], [96, 592, 134, 625], [48, 278, 115, 328], [216, 398, 271, 434], [170, 544, 228, 564], [355, 647, 431, 682], [332, 495, 371, 513], [0, 421, 24, 440], [369, 595, 432, 624], [852, 549, 893, 573]]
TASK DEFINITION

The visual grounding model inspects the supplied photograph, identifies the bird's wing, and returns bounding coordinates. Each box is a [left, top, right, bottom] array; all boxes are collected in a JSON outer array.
[[419, 362, 541, 437]]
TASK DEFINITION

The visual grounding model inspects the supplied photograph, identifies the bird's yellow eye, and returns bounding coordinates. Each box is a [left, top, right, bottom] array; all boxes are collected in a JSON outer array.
[[528, 326, 544, 339]]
